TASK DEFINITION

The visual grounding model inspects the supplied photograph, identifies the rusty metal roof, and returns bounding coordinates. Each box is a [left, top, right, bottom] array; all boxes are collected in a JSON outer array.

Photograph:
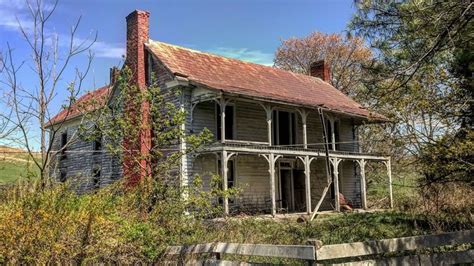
[[46, 85, 111, 127], [146, 40, 386, 122]]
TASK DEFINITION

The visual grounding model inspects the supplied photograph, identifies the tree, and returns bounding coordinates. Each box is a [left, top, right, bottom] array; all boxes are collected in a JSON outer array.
[[350, 0, 473, 184], [81, 67, 214, 209], [274, 32, 372, 97], [0, 0, 96, 186]]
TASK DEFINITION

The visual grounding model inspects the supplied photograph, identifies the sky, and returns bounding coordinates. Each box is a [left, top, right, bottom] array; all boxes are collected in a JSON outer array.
[[0, 0, 357, 149]]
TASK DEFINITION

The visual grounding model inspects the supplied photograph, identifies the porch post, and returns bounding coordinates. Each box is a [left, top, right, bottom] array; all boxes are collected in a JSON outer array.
[[357, 159, 367, 210], [221, 150, 229, 215], [330, 118, 336, 151], [384, 158, 393, 209], [331, 158, 341, 212], [219, 97, 227, 144], [261, 153, 281, 217], [299, 156, 314, 214], [298, 109, 308, 149], [263, 104, 273, 146]]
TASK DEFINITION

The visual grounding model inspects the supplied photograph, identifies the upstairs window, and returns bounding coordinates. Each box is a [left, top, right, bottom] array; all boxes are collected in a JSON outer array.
[[216, 105, 234, 141], [93, 126, 102, 152], [60, 131, 68, 159], [272, 110, 296, 146]]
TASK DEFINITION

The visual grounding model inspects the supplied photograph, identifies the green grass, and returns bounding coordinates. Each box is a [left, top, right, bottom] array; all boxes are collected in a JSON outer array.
[[0, 147, 39, 184], [0, 160, 37, 184]]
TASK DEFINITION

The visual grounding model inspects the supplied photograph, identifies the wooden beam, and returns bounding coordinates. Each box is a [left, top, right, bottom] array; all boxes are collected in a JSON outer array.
[[330, 250, 474, 266], [315, 230, 474, 261], [205, 144, 389, 161], [166, 242, 316, 261], [214, 243, 316, 261], [310, 184, 331, 221]]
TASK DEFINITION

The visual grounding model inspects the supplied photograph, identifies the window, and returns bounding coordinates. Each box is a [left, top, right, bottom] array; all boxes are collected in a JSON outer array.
[[92, 167, 101, 188], [216, 105, 234, 140], [272, 110, 296, 145], [59, 170, 67, 182], [60, 131, 68, 159], [93, 126, 102, 152]]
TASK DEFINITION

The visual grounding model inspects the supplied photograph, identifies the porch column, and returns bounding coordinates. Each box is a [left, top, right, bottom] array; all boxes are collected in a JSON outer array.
[[221, 150, 229, 214], [262, 104, 273, 146], [219, 97, 227, 144], [384, 158, 393, 209], [357, 159, 367, 210], [221, 151, 236, 215], [261, 153, 282, 216], [330, 157, 342, 212], [330, 118, 336, 151], [298, 155, 314, 214], [298, 109, 308, 149]]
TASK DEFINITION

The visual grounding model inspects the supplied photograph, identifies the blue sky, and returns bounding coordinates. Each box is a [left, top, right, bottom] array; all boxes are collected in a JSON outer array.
[[0, 0, 356, 149]]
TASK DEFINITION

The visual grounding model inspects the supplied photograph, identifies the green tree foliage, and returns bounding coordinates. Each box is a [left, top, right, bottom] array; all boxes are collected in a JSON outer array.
[[350, 0, 473, 184]]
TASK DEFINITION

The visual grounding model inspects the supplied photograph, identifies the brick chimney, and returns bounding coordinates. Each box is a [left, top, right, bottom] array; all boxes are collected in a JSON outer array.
[[126, 10, 149, 88], [123, 10, 151, 187], [310, 60, 331, 82]]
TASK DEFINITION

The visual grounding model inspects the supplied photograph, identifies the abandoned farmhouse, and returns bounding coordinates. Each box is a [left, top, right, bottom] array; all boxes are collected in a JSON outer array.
[[46, 10, 393, 216]]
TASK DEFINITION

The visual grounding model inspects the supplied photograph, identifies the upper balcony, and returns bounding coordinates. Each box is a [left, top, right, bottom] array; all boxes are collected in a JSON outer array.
[[189, 92, 387, 161]]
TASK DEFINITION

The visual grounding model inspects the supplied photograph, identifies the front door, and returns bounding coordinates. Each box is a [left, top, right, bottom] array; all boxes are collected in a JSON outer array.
[[279, 168, 294, 211]]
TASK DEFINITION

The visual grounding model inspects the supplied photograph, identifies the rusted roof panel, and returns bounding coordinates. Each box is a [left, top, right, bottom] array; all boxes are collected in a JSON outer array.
[[146, 40, 386, 122], [46, 85, 111, 127]]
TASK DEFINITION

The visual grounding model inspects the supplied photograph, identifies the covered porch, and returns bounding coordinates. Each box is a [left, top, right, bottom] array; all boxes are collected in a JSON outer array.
[[187, 92, 392, 216], [201, 143, 393, 216]]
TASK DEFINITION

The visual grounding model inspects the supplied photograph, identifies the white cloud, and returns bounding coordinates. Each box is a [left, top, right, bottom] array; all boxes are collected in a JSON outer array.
[[91, 41, 125, 59], [206, 47, 274, 66], [0, 0, 123, 59]]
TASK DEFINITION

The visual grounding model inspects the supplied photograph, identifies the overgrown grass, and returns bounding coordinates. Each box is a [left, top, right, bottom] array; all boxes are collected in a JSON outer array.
[[0, 178, 471, 264]]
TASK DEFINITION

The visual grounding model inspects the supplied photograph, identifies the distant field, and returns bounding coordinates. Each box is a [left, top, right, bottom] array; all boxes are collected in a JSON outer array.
[[0, 146, 39, 184]]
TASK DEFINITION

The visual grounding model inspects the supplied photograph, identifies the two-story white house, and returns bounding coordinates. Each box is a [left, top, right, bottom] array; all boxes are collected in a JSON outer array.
[[47, 10, 393, 216]]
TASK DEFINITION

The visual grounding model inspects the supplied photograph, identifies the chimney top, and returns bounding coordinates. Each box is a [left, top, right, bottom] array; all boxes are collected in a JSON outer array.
[[126, 10, 150, 20], [310, 60, 331, 82]]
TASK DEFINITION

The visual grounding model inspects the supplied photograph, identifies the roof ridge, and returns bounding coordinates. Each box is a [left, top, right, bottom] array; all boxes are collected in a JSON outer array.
[[147, 39, 331, 86]]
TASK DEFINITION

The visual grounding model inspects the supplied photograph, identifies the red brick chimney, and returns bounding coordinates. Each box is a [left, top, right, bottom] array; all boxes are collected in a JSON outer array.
[[310, 60, 331, 82], [123, 10, 151, 187]]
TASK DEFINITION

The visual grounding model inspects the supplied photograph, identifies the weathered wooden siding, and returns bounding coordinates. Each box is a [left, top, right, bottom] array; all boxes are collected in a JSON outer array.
[[49, 120, 120, 193], [234, 102, 267, 142]]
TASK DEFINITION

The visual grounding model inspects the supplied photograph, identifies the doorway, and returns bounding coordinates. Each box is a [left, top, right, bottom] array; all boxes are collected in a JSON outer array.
[[278, 161, 306, 212]]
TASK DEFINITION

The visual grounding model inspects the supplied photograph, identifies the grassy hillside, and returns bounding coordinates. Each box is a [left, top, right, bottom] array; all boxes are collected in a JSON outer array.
[[0, 146, 39, 184]]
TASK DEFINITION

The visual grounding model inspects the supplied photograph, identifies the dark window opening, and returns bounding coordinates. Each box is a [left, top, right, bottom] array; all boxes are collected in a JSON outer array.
[[273, 110, 296, 145], [216, 105, 234, 140], [92, 167, 101, 188], [59, 171, 67, 182], [93, 126, 102, 152], [334, 120, 340, 150], [60, 132, 68, 159]]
